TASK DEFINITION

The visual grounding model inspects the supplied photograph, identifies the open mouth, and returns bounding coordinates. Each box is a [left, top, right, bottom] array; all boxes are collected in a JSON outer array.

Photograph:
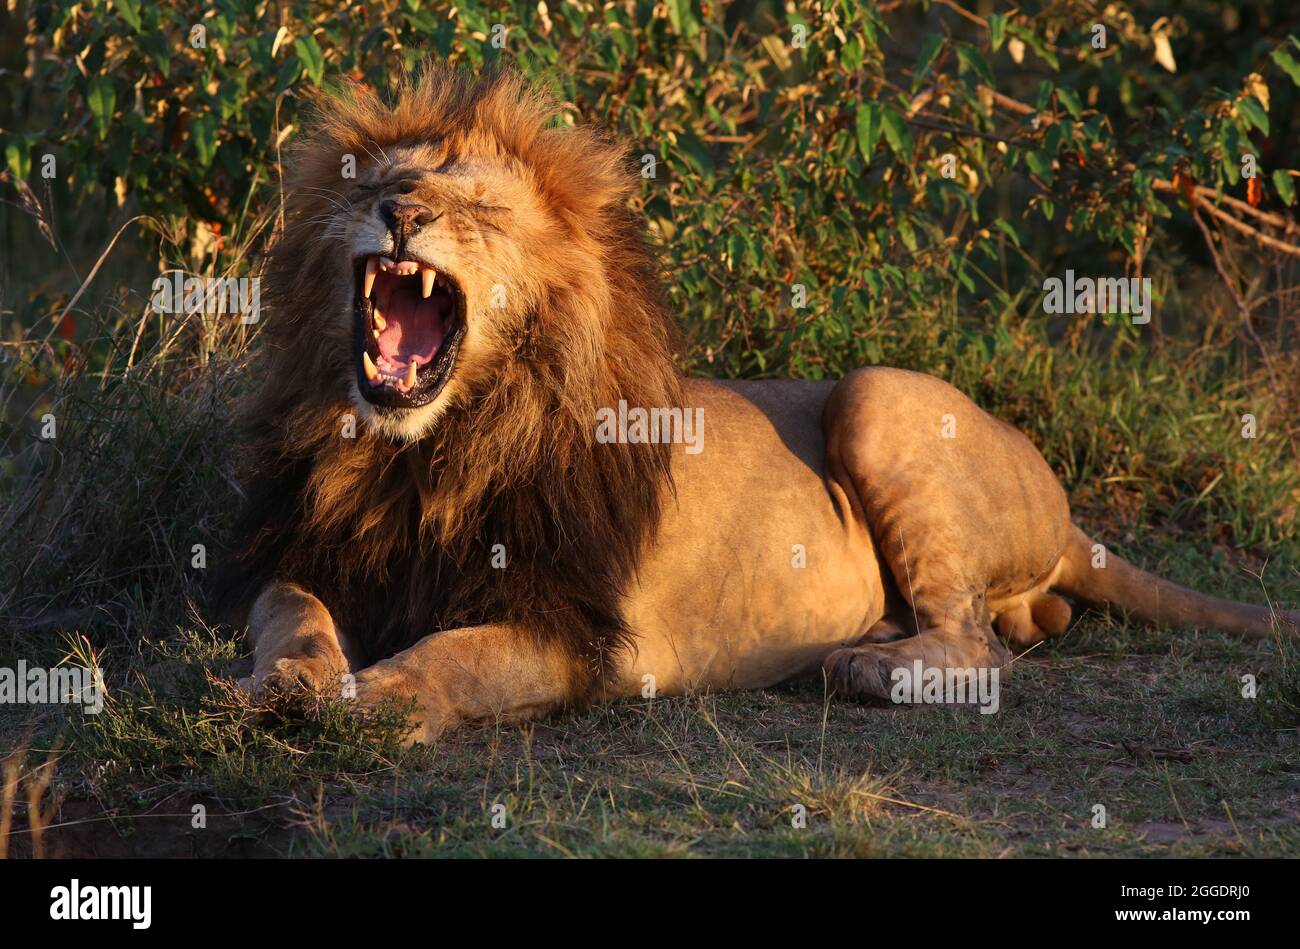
[[353, 254, 465, 409]]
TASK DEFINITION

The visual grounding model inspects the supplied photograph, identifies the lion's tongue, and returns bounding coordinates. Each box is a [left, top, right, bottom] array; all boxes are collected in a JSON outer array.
[[377, 293, 446, 370]]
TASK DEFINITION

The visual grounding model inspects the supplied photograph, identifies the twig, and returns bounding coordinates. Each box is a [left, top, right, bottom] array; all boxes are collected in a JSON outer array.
[[24, 743, 62, 860], [0, 749, 22, 860], [978, 85, 1037, 117], [932, 0, 989, 29], [907, 113, 1027, 145], [3, 801, 289, 836], [1155, 180, 1300, 258], [55, 215, 154, 327], [1189, 184, 1300, 236], [1188, 204, 1283, 400]]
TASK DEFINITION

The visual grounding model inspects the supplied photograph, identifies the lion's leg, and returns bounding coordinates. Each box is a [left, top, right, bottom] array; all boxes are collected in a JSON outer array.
[[824, 592, 1009, 702], [994, 592, 1073, 649], [820, 367, 1076, 702], [854, 616, 914, 644], [820, 483, 1013, 701], [241, 581, 353, 698], [351, 624, 580, 744]]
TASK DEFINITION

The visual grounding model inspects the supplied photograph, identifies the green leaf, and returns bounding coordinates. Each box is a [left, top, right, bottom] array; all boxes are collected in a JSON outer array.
[[294, 35, 325, 86], [1220, 123, 1241, 183], [1057, 87, 1082, 118], [896, 216, 917, 252], [457, 5, 489, 33], [841, 36, 863, 72], [727, 232, 745, 270], [1238, 96, 1269, 136], [861, 9, 883, 47], [1272, 169, 1296, 206], [5, 138, 30, 181], [913, 34, 944, 87], [988, 14, 1007, 53], [954, 43, 995, 87], [956, 263, 975, 293], [993, 219, 1020, 247], [862, 269, 882, 298], [1025, 150, 1053, 179], [1036, 80, 1054, 111], [138, 31, 170, 78], [86, 77, 115, 140], [1043, 123, 1065, 154], [275, 57, 304, 95], [666, 0, 699, 38], [881, 107, 913, 159], [675, 132, 714, 177], [1270, 45, 1300, 86], [191, 113, 217, 168], [855, 103, 882, 161], [115, 0, 142, 31], [1009, 25, 1060, 71]]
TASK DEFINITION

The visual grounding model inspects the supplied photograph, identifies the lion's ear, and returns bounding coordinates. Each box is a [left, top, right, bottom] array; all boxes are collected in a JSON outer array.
[[533, 126, 632, 220]]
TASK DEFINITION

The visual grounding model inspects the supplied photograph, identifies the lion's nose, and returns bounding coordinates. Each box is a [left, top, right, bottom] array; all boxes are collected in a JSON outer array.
[[380, 199, 435, 237]]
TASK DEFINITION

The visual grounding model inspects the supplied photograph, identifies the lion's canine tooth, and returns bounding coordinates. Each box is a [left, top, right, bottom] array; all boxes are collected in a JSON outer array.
[[404, 361, 417, 388], [421, 267, 436, 298], [364, 257, 378, 298], [362, 351, 378, 381]]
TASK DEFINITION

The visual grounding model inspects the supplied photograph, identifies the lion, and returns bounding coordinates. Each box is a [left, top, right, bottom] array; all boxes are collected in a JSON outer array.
[[214, 67, 1296, 743]]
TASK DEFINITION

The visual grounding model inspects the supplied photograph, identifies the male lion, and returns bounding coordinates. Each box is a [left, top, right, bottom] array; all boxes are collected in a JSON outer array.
[[215, 67, 1295, 743]]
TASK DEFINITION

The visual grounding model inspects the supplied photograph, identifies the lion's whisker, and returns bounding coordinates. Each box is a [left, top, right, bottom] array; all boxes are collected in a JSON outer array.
[[296, 188, 353, 214]]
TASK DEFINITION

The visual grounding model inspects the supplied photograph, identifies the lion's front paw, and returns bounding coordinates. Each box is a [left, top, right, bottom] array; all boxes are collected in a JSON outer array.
[[241, 655, 348, 701], [823, 646, 895, 703], [351, 662, 447, 746]]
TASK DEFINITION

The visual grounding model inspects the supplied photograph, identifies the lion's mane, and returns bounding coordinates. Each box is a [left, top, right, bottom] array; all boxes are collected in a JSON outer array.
[[213, 67, 682, 691]]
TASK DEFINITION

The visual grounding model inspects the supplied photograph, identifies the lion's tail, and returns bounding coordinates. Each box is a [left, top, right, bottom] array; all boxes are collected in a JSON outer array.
[[1054, 525, 1297, 640]]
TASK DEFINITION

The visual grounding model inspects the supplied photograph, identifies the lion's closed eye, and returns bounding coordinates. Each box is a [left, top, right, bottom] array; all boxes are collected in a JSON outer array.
[[346, 181, 382, 201]]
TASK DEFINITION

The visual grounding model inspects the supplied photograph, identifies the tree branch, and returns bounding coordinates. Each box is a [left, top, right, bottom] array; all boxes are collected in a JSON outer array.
[[1153, 179, 1300, 258]]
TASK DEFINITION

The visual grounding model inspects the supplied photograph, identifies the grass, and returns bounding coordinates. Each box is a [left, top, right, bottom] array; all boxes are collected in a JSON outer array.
[[1, 279, 1297, 860], [2, 557, 1296, 858]]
